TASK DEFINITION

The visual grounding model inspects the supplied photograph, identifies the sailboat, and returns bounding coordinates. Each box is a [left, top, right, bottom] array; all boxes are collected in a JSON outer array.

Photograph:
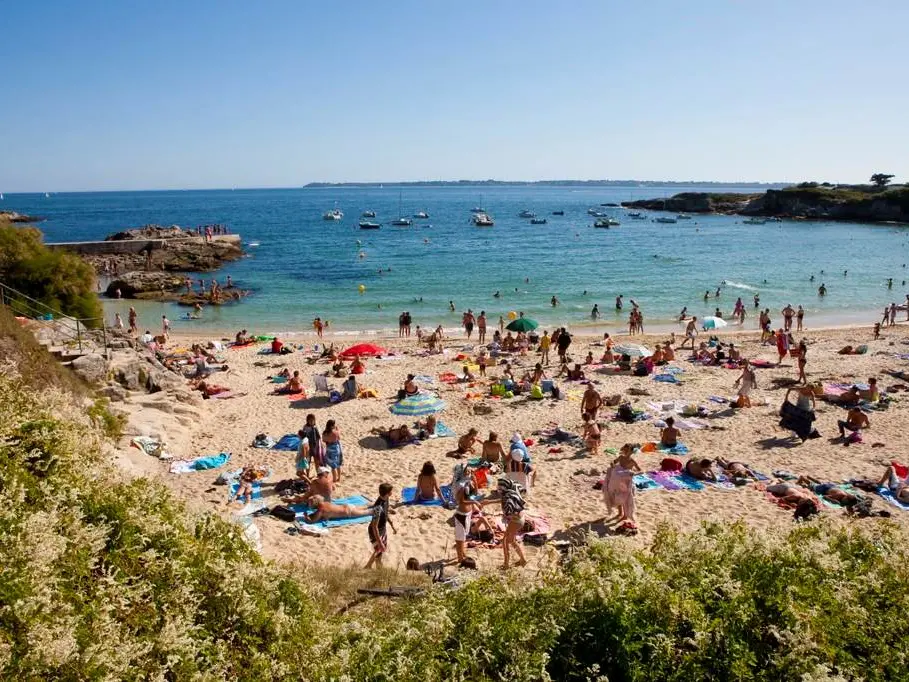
[[391, 192, 412, 226]]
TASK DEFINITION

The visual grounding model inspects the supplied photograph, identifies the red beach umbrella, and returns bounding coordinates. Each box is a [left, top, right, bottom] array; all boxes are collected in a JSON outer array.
[[339, 343, 387, 358]]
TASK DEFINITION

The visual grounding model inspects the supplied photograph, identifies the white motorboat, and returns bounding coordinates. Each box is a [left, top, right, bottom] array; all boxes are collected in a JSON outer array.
[[518, 210, 535, 218], [322, 208, 343, 221], [413, 211, 429, 219], [361, 210, 376, 218], [654, 217, 677, 224], [594, 218, 620, 228], [743, 218, 766, 225], [677, 213, 692, 220], [473, 213, 494, 227]]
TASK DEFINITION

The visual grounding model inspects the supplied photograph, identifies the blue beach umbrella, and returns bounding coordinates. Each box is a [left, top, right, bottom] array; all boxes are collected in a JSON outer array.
[[390, 393, 446, 416]]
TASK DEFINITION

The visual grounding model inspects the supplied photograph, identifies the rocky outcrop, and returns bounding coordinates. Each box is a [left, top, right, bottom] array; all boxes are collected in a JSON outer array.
[[742, 188, 909, 222], [0, 210, 41, 223], [105, 271, 186, 299], [105, 225, 191, 241], [622, 193, 759, 214], [622, 187, 909, 223]]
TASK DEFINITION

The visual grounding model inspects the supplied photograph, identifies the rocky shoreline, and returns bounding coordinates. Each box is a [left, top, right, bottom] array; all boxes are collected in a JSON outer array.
[[0, 210, 42, 223], [622, 186, 909, 223], [91, 225, 246, 303]]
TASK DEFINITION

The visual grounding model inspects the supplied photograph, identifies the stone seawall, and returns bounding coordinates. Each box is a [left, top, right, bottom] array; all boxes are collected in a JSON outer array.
[[46, 234, 241, 256]]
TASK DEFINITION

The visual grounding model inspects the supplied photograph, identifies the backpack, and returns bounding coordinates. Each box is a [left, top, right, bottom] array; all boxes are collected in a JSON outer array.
[[617, 404, 635, 423], [270, 505, 297, 522]]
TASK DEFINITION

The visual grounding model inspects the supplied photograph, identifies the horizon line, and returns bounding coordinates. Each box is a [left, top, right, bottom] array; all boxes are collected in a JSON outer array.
[[1, 178, 796, 195]]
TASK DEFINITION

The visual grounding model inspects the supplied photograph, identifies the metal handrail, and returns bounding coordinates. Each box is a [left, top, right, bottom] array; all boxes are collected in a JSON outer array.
[[0, 281, 108, 355]]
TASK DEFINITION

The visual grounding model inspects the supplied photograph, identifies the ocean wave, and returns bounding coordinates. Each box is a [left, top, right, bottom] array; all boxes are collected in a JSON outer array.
[[722, 280, 756, 291]]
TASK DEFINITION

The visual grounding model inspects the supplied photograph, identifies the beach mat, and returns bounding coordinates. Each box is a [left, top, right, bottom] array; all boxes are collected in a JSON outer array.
[[402, 485, 452, 506], [170, 452, 230, 474], [650, 471, 705, 491], [433, 422, 456, 438], [633, 473, 661, 492], [875, 486, 909, 511]]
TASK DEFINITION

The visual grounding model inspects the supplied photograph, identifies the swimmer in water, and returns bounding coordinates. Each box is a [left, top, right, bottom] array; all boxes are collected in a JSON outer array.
[[449, 300, 455, 312], [704, 290, 710, 301], [493, 291, 501, 298]]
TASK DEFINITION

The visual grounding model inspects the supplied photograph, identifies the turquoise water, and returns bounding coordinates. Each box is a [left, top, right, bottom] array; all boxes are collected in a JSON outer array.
[[4, 186, 909, 336]]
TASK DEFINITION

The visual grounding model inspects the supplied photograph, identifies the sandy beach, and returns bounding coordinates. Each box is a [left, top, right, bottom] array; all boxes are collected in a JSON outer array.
[[123, 321, 909, 572]]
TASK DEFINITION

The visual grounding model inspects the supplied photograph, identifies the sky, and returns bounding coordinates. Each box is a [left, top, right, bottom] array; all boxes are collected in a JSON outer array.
[[1, 0, 907, 192]]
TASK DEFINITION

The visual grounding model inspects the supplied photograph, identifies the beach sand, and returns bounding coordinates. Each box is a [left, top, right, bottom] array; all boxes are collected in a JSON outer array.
[[124, 323, 909, 572]]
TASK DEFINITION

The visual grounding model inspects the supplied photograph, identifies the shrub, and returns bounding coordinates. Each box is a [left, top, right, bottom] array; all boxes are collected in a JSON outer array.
[[0, 219, 102, 323], [86, 398, 127, 438]]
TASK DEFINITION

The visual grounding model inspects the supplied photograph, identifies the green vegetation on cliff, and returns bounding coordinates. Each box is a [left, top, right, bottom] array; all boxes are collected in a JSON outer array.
[[0, 217, 102, 322]]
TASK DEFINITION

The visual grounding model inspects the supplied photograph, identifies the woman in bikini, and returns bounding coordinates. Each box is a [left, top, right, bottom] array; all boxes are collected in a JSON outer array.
[[488, 478, 528, 570]]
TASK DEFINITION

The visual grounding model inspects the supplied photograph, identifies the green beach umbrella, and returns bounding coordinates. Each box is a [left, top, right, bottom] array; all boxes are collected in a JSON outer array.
[[389, 393, 446, 417], [506, 317, 538, 332]]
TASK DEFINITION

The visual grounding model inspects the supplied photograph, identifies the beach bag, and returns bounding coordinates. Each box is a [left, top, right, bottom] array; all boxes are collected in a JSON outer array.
[[551, 386, 560, 399], [617, 404, 635, 423], [329, 389, 342, 403], [660, 457, 684, 472], [530, 384, 543, 400], [270, 505, 297, 522]]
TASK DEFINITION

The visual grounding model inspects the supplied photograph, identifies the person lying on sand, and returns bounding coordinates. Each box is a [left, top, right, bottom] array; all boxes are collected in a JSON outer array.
[[414, 414, 437, 438], [557, 363, 585, 380], [301, 495, 370, 523], [878, 465, 909, 504], [227, 466, 268, 505], [796, 476, 860, 507], [447, 428, 479, 458], [685, 458, 716, 482], [193, 380, 230, 396], [372, 424, 413, 446], [715, 458, 758, 481]]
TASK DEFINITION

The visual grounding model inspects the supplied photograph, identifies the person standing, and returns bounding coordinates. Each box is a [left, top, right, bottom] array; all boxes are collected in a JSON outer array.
[[477, 310, 487, 343], [128, 306, 138, 336], [114, 312, 123, 330], [162, 315, 170, 339], [556, 327, 572, 363], [781, 304, 795, 332], [365, 483, 395, 569], [463, 309, 475, 339], [539, 330, 551, 365], [797, 340, 808, 384], [679, 317, 698, 349], [615, 294, 623, 311], [322, 419, 344, 483], [796, 305, 805, 331], [301, 414, 323, 469]]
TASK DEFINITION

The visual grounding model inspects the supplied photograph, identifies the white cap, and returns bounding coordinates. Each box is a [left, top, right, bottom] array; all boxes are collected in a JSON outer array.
[[511, 432, 522, 444], [317, 466, 331, 475], [511, 450, 524, 462]]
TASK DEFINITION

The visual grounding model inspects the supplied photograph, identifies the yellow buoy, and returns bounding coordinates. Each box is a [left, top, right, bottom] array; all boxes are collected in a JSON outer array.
[[507, 310, 518, 320], [358, 284, 366, 294]]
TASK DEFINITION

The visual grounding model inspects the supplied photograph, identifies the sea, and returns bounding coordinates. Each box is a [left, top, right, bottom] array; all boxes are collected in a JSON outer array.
[[4, 185, 909, 337]]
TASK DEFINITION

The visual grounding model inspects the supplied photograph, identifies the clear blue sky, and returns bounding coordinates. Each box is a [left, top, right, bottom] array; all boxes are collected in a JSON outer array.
[[2, 0, 906, 191]]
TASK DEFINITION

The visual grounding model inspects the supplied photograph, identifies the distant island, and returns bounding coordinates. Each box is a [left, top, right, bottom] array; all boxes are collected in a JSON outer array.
[[622, 182, 909, 224], [304, 179, 787, 189]]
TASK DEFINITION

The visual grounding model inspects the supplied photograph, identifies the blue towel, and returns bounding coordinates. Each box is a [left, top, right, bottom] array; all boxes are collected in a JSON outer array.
[[674, 473, 706, 491], [402, 485, 452, 506], [876, 486, 909, 511], [229, 479, 263, 501], [659, 443, 689, 456], [273, 434, 301, 451], [633, 473, 660, 492], [193, 452, 230, 470], [653, 374, 681, 384], [434, 422, 456, 438]]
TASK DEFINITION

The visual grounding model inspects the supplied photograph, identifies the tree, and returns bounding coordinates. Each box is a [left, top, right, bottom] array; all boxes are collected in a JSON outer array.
[[871, 173, 895, 187]]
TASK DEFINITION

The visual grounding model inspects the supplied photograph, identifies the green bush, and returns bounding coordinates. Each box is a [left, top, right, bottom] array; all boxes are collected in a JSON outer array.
[[2, 368, 909, 681], [0, 219, 102, 323], [87, 398, 126, 439]]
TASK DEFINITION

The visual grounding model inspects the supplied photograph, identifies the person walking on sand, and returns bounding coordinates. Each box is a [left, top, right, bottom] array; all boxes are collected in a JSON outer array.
[[781, 304, 795, 332], [796, 339, 808, 384], [581, 384, 603, 421], [488, 478, 527, 570], [477, 310, 487, 343], [679, 317, 698, 349], [365, 483, 395, 569], [733, 360, 757, 407]]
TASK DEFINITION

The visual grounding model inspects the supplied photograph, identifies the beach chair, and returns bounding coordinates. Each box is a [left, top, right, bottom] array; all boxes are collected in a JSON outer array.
[[313, 374, 332, 396]]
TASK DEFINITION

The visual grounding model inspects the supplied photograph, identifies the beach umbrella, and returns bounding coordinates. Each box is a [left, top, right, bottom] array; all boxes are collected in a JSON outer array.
[[614, 343, 652, 357], [702, 317, 728, 330], [389, 393, 446, 416], [340, 342, 386, 358], [506, 317, 539, 332]]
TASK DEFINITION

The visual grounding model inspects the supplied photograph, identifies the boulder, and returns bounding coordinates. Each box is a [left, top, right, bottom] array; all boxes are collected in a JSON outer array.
[[97, 383, 129, 402], [106, 271, 186, 299], [71, 353, 109, 385]]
